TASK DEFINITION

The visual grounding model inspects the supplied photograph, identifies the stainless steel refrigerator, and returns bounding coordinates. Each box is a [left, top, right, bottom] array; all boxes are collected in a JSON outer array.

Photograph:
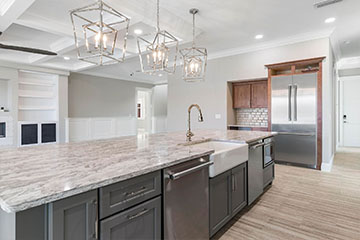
[[271, 73, 317, 168]]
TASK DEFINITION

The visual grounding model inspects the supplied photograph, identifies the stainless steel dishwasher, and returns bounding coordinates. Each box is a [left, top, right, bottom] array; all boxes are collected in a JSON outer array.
[[164, 156, 212, 240], [248, 140, 264, 205]]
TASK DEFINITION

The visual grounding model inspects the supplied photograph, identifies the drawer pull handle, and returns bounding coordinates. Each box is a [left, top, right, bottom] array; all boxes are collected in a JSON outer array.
[[125, 187, 148, 198], [127, 208, 149, 220]]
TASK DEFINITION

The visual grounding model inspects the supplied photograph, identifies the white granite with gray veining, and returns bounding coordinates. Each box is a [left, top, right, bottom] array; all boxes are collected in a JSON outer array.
[[0, 129, 276, 213]]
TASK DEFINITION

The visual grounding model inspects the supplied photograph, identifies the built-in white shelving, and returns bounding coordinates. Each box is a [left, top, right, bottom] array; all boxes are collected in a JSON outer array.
[[18, 71, 58, 122], [18, 107, 56, 111], [17, 71, 59, 146], [18, 81, 55, 87]]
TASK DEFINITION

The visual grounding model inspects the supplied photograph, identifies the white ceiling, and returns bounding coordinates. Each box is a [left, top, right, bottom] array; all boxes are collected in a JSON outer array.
[[0, 0, 360, 84]]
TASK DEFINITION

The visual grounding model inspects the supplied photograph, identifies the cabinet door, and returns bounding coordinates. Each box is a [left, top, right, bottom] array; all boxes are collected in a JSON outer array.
[[49, 190, 98, 240], [100, 196, 161, 240], [209, 171, 232, 237], [251, 81, 268, 108], [233, 84, 251, 108], [231, 163, 247, 215]]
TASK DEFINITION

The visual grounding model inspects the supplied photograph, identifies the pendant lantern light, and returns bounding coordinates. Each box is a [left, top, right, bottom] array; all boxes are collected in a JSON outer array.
[[137, 0, 179, 74], [70, 0, 130, 66], [180, 9, 207, 82]]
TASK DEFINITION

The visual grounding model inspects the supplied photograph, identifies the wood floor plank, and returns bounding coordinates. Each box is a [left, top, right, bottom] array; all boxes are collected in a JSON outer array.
[[212, 150, 360, 240]]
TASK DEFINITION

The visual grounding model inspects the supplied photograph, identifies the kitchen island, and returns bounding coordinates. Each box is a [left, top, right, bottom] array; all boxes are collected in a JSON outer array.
[[0, 129, 276, 240]]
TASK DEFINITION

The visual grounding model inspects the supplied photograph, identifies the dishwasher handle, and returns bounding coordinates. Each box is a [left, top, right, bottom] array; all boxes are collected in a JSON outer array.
[[168, 161, 213, 180]]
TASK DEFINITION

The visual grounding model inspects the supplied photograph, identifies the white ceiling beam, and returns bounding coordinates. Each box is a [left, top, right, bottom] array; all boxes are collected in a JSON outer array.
[[0, 0, 36, 32], [15, 11, 74, 38], [28, 37, 76, 64]]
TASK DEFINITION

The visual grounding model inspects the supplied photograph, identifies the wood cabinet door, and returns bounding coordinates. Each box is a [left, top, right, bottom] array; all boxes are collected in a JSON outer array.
[[49, 190, 98, 240], [209, 171, 232, 237], [233, 84, 251, 108], [251, 81, 268, 108], [231, 163, 247, 216]]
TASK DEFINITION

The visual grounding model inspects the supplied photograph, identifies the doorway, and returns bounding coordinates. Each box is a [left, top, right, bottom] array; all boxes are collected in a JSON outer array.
[[136, 89, 152, 134], [340, 76, 360, 147]]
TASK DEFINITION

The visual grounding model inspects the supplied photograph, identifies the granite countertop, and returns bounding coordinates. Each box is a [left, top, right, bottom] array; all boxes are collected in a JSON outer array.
[[0, 129, 276, 213]]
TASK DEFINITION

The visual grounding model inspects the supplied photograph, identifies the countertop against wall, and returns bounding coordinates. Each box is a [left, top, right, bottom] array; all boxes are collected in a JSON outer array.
[[0, 129, 276, 213]]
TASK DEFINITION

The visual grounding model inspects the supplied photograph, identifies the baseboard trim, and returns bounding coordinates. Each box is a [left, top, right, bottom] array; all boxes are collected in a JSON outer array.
[[321, 154, 334, 172]]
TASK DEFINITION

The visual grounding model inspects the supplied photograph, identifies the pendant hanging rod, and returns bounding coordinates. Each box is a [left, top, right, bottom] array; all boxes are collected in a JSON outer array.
[[189, 8, 199, 48], [157, 0, 160, 31]]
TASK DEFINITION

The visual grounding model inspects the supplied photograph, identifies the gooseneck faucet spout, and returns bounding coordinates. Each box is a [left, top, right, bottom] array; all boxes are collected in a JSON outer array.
[[186, 104, 204, 142]]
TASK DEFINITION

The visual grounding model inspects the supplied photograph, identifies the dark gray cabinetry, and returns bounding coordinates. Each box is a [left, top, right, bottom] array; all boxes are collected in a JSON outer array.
[[231, 163, 247, 215], [100, 196, 161, 240], [210, 162, 247, 237], [209, 170, 232, 237], [49, 190, 98, 240], [99, 171, 161, 219]]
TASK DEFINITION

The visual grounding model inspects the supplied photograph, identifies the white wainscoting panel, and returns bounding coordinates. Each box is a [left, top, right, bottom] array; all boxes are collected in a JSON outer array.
[[66, 117, 137, 142], [152, 116, 167, 133]]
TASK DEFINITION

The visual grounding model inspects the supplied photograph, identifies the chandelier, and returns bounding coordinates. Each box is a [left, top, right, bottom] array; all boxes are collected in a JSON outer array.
[[70, 0, 130, 66], [180, 9, 207, 82], [137, 0, 179, 74]]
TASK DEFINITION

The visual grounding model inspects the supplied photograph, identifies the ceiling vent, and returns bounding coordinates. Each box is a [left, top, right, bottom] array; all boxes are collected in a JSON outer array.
[[314, 0, 343, 8]]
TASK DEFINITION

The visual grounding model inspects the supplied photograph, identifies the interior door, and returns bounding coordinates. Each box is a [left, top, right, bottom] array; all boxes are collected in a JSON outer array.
[[343, 77, 360, 147], [271, 75, 292, 124], [292, 73, 317, 125]]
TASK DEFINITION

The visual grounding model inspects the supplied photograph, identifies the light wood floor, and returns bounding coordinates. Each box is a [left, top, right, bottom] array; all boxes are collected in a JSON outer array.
[[212, 150, 360, 240]]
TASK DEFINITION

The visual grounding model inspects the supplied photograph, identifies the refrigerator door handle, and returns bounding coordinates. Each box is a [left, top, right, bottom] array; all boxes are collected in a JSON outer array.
[[288, 85, 292, 121], [293, 85, 298, 121]]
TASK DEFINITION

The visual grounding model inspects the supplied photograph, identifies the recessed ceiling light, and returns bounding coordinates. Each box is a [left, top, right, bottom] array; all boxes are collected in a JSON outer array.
[[255, 34, 264, 40], [63, 56, 70, 60], [325, 17, 336, 23], [134, 29, 143, 35]]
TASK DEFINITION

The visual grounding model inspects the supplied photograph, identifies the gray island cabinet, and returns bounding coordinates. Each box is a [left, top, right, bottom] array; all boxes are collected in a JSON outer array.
[[0, 171, 162, 240], [209, 162, 247, 237], [0, 130, 277, 240]]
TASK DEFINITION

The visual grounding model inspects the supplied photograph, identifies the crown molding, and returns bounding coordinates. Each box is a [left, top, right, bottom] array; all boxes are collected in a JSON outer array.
[[0, 60, 70, 76], [207, 29, 334, 61], [72, 71, 158, 85], [337, 56, 360, 70]]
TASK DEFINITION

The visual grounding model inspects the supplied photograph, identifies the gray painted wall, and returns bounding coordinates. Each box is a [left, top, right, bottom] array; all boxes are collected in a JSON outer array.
[[68, 73, 153, 118], [168, 38, 335, 165], [153, 84, 168, 117]]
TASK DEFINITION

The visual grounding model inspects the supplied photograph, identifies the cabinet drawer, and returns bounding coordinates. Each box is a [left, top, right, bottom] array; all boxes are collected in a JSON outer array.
[[99, 171, 161, 219], [263, 163, 274, 188], [100, 196, 161, 240]]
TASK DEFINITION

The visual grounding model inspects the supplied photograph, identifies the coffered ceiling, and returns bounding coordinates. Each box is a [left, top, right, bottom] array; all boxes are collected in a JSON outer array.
[[0, 0, 360, 83]]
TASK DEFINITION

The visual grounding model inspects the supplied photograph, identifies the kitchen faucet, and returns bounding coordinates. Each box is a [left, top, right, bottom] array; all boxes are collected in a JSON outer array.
[[186, 104, 204, 141]]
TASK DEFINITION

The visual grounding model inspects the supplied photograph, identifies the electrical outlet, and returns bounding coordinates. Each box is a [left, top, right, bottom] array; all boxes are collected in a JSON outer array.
[[215, 114, 221, 119]]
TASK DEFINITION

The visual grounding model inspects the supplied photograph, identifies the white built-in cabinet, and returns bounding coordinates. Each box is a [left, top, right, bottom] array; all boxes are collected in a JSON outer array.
[[17, 71, 59, 146]]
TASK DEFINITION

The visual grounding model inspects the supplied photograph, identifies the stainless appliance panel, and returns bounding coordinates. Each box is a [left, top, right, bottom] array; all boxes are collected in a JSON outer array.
[[272, 124, 316, 167], [248, 140, 264, 205], [164, 157, 210, 240], [271, 75, 293, 124], [292, 73, 317, 124]]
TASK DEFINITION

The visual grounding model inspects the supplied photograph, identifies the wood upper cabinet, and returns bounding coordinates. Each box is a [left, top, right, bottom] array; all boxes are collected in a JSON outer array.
[[251, 81, 268, 108], [233, 80, 267, 109], [233, 84, 251, 108]]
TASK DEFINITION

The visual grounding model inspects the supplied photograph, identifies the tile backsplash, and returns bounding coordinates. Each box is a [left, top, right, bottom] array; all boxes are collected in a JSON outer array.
[[235, 108, 268, 127]]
